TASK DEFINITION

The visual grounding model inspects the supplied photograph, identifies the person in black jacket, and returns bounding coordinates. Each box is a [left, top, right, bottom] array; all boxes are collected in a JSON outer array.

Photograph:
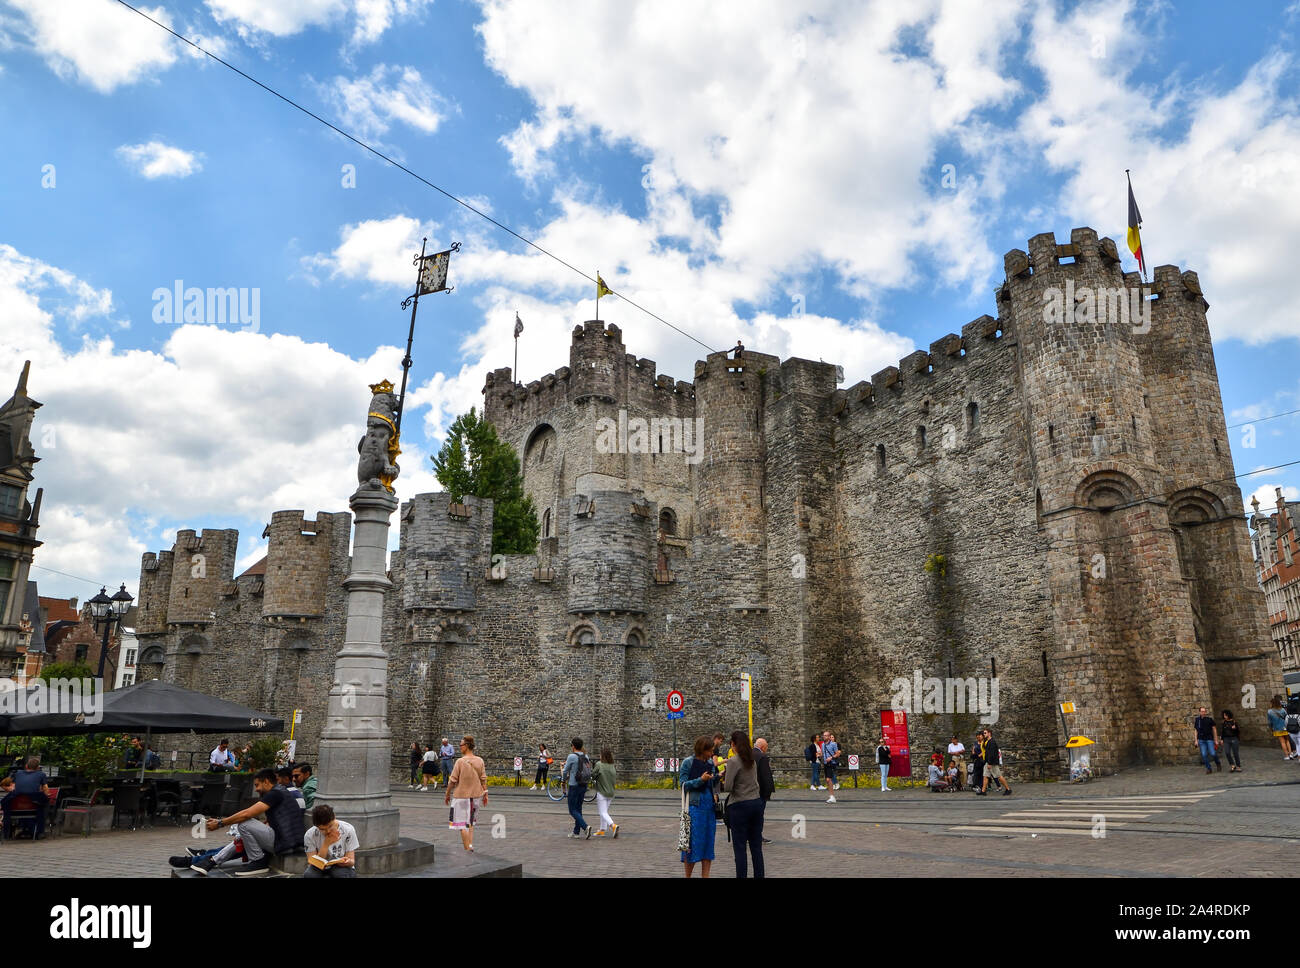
[[1220, 709, 1243, 772], [753, 738, 775, 844], [978, 728, 1012, 796]]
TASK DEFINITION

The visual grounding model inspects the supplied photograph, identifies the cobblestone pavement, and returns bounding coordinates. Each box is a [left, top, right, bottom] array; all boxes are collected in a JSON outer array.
[[5, 752, 1297, 877]]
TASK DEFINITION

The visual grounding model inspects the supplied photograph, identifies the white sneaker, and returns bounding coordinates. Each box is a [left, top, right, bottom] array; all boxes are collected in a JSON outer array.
[[826, 795, 836, 803], [408, 784, 415, 789], [810, 784, 817, 790], [834, 783, 841, 790], [419, 785, 427, 791], [529, 785, 537, 790], [817, 785, 827, 790]]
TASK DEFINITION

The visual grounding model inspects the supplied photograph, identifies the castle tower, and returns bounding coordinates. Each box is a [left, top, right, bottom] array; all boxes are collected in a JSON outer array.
[[1132, 266, 1280, 733], [262, 511, 338, 620], [165, 529, 240, 626], [1007, 227, 1207, 763], [693, 348, 778, 609]]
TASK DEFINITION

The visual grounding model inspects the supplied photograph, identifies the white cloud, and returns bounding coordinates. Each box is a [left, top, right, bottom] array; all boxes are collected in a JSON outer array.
[[1020, 1, 1300, 343], [318, 64, 447, 141], [478, 0, 1028, 302], [5, 0, 179, 93], [116, 141, 204, 179], [1248, 483, 1300, 512], [205, 0, 433, 46], [0, 244, 441, 601]]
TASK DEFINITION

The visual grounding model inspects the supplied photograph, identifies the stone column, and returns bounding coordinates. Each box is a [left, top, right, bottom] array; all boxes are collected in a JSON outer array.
[[315, 482, 401, 848]]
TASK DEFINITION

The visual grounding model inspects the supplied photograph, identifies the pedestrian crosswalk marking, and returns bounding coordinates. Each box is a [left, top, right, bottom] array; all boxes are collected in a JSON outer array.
[[950, 789, 1223, 837]]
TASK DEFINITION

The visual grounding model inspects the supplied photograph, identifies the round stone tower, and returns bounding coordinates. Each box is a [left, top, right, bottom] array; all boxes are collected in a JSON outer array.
[[692, 348, 777, 609], [566, 489, 653, 615]]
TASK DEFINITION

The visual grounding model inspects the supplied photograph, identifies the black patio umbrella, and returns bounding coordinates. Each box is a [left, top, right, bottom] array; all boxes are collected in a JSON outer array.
[[1, 679, 283, 736], [1, 679, 284, 779]]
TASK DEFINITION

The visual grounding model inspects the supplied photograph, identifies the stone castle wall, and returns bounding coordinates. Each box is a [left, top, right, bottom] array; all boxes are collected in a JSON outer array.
[[135, 228, 1282, 774]]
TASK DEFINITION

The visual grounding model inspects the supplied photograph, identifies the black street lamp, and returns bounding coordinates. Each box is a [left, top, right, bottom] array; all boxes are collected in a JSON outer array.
[[89, 583, 134, 682]]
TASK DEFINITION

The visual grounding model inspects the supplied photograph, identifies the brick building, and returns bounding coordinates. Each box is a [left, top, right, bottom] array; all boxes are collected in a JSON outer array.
[[136, 227, 1280, 773], [1251, 489, 1300, 681]]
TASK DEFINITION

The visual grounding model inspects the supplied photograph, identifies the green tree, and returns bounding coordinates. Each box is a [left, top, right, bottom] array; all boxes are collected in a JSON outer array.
[[432, 407, 539, 555], [34, 660, 96, 683]]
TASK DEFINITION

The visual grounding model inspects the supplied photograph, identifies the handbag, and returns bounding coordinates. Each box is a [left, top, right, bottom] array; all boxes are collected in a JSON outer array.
[[676, 786, 691, 852]]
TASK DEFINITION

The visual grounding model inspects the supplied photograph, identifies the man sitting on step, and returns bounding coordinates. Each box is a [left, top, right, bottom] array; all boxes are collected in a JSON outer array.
[[191, 769, 307, 876]]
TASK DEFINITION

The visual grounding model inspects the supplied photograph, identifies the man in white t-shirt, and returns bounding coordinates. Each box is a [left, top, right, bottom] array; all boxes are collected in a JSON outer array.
[[210, 739, 236, 772], [303, 804, 359, 878], [946, 735, 967, 790]]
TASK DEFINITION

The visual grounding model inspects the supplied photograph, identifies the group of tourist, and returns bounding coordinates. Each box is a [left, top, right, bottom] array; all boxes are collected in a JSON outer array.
[[408, 738, 456, 791], [677, 731, 775, 878], [802, 729, 842, 802], [1203, 698, 1300, 773], [167, 756, 333, 876]]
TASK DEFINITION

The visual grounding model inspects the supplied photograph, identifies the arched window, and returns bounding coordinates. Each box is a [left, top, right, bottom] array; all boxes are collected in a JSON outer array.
[[542, 508, 552, 538], [659, 508, 677, 536]]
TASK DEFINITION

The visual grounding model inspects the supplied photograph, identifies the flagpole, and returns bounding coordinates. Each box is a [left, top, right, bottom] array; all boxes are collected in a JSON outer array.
[[514, 316, 519, 388], [596, 269, 600, 322], [1125, 169, 1146, 284], [395, 237, 427, 435]]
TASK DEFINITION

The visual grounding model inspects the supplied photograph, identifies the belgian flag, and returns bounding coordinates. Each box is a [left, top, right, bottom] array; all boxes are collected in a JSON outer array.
[[1126, 171, 1146, 278]]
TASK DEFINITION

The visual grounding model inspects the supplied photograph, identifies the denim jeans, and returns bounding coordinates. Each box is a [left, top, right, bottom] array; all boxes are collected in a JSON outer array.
[[879, 763, 889, 790], [727, 797, 765, 878], [810, 761, 820, 787], [1223, 737, 1241, 767], [1197, 739, 1219, 770], [567, 783, 589, 833]]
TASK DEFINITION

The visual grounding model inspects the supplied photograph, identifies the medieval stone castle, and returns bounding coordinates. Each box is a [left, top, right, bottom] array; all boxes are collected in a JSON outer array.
[[133, 227, 1281, 773]]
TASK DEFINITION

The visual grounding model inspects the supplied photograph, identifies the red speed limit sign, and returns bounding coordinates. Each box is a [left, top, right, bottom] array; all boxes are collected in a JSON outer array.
[[666, 690, 685, 713]]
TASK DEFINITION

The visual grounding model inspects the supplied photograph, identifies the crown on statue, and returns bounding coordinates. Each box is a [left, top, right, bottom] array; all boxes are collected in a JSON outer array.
[[369, 379, 396, 395]]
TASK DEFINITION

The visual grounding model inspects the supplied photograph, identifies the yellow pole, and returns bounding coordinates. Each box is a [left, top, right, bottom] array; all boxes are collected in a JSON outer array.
[[742, 673, 753, 741], [289, 709, 300, 742]]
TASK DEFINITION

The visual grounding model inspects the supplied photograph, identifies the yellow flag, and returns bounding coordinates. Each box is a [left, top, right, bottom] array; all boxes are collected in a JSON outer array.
[[596, 273, 613, 299]]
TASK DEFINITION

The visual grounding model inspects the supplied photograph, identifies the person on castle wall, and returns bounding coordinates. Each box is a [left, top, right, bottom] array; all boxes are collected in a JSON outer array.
[[419, 744, 438, 791], [805, 733, 823, 790], [1265, 697, 1293, 759], [1219, 710, 1243, 773], [531, 743, 552, 791], [732, 340, 744, 359], [408, 742, 423, 789], [439, 737, 457, 788], [679, 735, 717, 878], [445, 735, 488, 853], [1192, 706, 1221, 774]]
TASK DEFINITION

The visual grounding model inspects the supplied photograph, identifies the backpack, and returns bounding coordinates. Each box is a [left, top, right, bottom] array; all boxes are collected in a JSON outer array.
[[1287, 713, 1300, 734], [573, 752, 593, 785]]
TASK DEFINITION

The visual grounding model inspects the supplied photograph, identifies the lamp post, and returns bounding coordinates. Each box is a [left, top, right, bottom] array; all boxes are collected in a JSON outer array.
[[89, 583, 134, 682]]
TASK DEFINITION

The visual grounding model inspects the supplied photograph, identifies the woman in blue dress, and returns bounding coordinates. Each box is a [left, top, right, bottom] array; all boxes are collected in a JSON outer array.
[[679, 735, 717, 877]]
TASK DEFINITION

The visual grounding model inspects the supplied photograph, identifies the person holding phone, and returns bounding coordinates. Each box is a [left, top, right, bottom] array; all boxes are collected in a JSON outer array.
[[679, 735, 717, 878]]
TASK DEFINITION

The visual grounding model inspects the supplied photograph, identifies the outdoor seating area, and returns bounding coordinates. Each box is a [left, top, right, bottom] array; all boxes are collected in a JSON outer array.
[[1, 770, 260, 840]]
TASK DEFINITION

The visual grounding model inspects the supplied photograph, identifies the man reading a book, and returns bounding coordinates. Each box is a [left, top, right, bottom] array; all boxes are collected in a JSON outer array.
[[303, 804, 358, 878]]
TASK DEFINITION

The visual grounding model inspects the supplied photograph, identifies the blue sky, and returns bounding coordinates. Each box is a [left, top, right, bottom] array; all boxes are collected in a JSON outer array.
[[1, 0, 1298, 599]]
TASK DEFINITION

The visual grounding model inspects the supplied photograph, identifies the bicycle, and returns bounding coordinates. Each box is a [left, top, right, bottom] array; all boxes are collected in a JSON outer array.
[[546, 771, 596, 803]]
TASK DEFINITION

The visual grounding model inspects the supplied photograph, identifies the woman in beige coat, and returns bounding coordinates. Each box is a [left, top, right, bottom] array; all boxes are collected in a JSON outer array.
[[444, 735, 488, 852]]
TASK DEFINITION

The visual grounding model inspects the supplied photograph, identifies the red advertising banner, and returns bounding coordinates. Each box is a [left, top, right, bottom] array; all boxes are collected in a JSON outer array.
[[879, 709, 911, 778]]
